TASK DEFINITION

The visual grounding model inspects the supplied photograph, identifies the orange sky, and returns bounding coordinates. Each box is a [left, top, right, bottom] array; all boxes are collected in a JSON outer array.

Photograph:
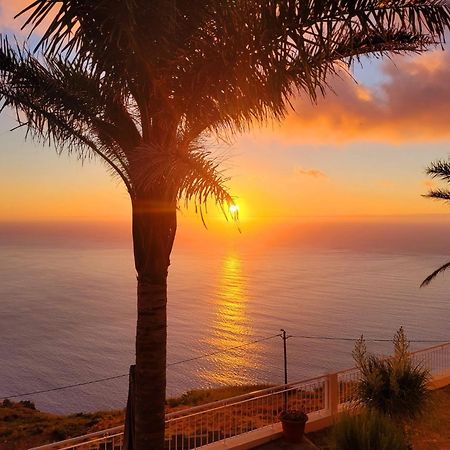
[[1, 1, 450, 232]]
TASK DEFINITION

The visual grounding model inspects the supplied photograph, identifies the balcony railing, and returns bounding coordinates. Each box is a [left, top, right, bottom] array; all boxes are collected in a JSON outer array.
[[29, 341, 450, 450]]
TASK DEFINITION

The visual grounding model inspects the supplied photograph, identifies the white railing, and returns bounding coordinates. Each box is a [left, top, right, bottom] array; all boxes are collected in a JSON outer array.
[[411, 342, 450, 377], [165, 376, 327, 449], [337, 367, 360, 406], [29, 342, 450, 450]]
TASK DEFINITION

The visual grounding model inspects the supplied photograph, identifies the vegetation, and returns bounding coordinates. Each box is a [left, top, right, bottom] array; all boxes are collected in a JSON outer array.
[[331, 410, 408, 450], [166, 384, 271, 408], [352, 327, 431, 421], [1, 1, 449, 448], [308, 385, 450, 450], [0, 400, 124, 450], [0, 384, 268, 449], [422, 159, 450, 286]]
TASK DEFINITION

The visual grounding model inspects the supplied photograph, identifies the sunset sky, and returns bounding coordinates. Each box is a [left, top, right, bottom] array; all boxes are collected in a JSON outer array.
[[1, 1, 450, 232]]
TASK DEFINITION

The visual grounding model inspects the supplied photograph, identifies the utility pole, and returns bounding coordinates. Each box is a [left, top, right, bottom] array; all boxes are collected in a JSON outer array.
[[281, 329, 288, 385], [280, 329, 289, 410]]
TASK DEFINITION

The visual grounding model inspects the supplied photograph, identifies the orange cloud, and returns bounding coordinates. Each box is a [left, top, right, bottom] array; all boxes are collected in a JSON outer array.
[[261, 48, 450, 144], [0, 1, 30, 29], [0, 0, 55, 35], [294, 166, 328, 179]]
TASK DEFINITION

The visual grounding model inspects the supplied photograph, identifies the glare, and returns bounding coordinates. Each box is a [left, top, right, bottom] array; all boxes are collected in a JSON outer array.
[[229, 204, 239, 214]]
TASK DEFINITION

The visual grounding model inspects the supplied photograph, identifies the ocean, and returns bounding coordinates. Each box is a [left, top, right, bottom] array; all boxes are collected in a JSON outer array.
[[0, 220, 449, 414]]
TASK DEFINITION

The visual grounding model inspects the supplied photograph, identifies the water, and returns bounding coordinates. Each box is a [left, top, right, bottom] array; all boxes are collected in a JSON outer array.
[[0, 221, 449, 414]]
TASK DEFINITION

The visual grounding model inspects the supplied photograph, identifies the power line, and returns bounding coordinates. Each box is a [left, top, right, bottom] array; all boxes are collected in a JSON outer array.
[[1, 334, 281, 399], [2, 333, 448, 399], [289, 335, 449, 343], [166, 333, 281, 367], [1, 374, 129, 399]]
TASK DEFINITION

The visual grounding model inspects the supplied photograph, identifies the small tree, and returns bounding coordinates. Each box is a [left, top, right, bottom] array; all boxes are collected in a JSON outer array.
[[352, 327, 430, 422]]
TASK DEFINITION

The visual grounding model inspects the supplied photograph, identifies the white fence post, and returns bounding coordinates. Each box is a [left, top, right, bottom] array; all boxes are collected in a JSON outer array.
[[328, 372, 339, 417]]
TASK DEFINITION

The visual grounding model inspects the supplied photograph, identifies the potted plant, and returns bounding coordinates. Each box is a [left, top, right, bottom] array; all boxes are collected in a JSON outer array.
[[279, 409, 308, 443]]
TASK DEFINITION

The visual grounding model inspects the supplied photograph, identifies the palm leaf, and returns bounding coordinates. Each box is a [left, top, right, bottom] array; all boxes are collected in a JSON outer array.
[[423, 189, 450, 201], [129, 142, 237, 221], [422, 159, 450, 286], [421, 261, 450, 287], [15, 0, 450, 139], [0, 37, 136, 192], [426, 160, 450, 182]]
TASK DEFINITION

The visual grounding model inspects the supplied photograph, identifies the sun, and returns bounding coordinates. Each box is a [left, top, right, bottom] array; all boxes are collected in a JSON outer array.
[[229, 204, 239, 215]]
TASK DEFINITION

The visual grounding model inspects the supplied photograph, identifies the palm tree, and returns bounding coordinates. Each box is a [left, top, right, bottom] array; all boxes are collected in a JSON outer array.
[[422, 160, 450, 286], [1, 1, 449, 449]]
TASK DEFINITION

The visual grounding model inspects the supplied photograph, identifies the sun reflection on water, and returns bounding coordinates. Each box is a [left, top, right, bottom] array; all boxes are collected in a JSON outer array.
[[200, 252, 261, 385]]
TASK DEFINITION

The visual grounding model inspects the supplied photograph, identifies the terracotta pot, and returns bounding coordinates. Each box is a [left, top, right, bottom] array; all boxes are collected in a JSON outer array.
[[280, 418, 307, 443]]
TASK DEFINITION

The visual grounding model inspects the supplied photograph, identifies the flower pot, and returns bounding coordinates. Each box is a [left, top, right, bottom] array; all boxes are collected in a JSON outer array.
[[280, 417, 307, 443]]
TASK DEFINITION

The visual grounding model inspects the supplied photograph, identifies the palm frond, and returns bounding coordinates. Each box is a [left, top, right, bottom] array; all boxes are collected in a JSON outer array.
[[426, 160, 450, 182], [422, 159, 450, 286], [16, 0, 450, 140], [423, 189, 450, 201], [129, 142, 237, 223], [421, 261, 450, 287], [0, 37, 137, 192]]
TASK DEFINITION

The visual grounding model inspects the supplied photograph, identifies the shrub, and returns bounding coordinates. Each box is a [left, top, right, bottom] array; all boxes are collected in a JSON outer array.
[[332, 410, 408, 450], [19, 400, 36, 410], [1, 399, 12, 408], [352, 327, 430, 421]]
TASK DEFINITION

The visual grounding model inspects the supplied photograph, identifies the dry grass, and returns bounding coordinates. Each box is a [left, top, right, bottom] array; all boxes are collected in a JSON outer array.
[[0, 400, 124, 450]]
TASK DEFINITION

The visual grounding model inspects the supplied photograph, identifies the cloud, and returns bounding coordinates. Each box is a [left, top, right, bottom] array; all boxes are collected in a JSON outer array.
[[0, 1, 29, 29], [269, 48, 450, 144], [0, 0, 55, 35], [294, 166, 328, 179]]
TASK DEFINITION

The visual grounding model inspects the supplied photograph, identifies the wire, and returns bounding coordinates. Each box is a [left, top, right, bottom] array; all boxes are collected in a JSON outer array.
[[2, 333, 447, 399], [1, 374, 129, 399], [0, 333, 281, 399], [166, 333, 280, 367], [289, 335, 449, 343]]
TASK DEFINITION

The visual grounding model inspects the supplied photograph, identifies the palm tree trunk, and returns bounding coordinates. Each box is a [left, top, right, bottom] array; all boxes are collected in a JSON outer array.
[[130, 196, 177, 450], [135, 276, 167, 450]]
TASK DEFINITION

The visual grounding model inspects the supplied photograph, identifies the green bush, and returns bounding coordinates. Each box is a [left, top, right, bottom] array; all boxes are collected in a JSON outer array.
[[332, 410, 408, 450], [352, 327, 430, 421]]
